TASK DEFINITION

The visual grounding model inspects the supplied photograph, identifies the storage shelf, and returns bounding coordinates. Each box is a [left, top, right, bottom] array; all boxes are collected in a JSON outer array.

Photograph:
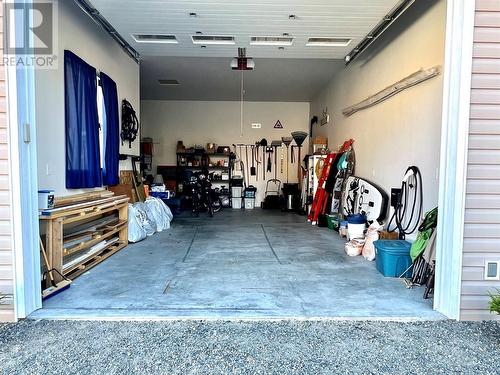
[[64, 240, 127, 279], [40, 193, 129, 285], [63, 221, 127, 256]]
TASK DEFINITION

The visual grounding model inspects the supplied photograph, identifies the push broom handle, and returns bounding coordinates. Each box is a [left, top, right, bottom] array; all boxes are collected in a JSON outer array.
[[39, 237, 55, 284]]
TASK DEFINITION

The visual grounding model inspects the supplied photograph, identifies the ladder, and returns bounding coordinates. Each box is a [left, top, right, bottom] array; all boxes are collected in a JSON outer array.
[[307, 139, 353, 225]]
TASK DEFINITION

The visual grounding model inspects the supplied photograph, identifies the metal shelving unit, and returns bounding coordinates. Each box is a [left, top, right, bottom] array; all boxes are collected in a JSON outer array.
[[176, 152, 232, 207]]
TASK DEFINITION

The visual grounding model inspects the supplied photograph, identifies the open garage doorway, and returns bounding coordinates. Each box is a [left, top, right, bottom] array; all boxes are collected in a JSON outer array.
[[25, 0, 452, 321]]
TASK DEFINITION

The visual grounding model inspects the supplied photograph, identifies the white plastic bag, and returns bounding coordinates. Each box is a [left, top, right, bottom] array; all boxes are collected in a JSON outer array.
[[362, 221, 384, 261], [345, 238, 365, 257], [133, 202, 157, 236], [145, 197, 173, 232], [127, 204, 147, 243]]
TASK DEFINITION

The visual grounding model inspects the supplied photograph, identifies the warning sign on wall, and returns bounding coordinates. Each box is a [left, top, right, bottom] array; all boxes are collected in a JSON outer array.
[[274, 120, 284, 129]]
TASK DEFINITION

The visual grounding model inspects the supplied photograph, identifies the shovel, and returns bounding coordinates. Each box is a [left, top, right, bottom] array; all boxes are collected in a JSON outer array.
[[260, 138, 268, 177], [250, 145, 256, 176], [266, 146, 273, 173]]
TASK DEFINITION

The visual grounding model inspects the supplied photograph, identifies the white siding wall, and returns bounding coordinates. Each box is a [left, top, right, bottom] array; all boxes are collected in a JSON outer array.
[[461, 0, 500, 321], [0, 0, 15, 323]]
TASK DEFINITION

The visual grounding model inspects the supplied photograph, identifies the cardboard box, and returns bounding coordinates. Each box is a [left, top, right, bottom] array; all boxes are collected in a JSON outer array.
[[313, 135, 328, 145]]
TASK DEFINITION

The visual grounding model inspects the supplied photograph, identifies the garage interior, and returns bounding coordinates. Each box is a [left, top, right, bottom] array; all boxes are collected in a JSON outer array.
[[31, 0, 449, 320]]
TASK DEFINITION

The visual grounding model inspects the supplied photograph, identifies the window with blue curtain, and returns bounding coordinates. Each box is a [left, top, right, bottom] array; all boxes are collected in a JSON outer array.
[[100, 72, 120, 186], [64, 50, 102, 188]]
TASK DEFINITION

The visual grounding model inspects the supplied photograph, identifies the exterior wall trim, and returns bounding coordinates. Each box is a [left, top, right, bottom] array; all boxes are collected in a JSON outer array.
[[434, 0, 476, 320]]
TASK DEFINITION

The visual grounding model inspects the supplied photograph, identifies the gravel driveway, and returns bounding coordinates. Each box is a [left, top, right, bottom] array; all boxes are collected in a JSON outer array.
[[0, 319, 498, 374]]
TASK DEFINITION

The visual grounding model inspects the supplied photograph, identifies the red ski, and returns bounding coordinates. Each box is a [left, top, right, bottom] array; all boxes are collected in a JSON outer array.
[[307, 139, 353, 225]]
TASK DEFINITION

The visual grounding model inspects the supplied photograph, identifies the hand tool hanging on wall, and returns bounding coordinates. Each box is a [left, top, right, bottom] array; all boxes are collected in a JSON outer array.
[[255, 142, 261, 181], [260, 138, 268, 176], [266, 146, 273, 173], [280, 147, 284, 175], [250, 145, 256, 176], [245, 146, 250, 186], [291, 131, 308, 182], [282, 137, 293, 183], [271, 140, 282, 180]]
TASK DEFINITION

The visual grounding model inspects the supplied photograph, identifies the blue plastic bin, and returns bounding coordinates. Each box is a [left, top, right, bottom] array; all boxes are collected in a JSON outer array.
[[374, 240, 413, 278]]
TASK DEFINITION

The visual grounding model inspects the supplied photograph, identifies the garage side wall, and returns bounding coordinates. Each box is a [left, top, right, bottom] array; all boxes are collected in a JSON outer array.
[[0, 0, 15, 322], [460, 0, 500, 321], [35, 0, 140, 196], [310, 0, 446, 217]]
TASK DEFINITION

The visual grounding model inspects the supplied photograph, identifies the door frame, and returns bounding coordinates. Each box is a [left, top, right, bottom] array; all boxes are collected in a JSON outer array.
[[7, 0, 42, 320], [8, 0, 477, 320], [434, 0, 476, 320]]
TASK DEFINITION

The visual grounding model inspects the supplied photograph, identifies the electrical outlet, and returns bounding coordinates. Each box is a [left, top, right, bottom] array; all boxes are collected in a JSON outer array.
[[251, 123, 261, 129], [485, 261, 500, 280], [391, 188, 402, 208]]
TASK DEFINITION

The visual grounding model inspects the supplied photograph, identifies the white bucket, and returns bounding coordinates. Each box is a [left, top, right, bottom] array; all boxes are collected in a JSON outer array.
[[231, 187, 242, 198], [232, 198, 242, 209], [347, 223, 366, 240], [244, 198, 255, 209], [38, 190, 55, 210]]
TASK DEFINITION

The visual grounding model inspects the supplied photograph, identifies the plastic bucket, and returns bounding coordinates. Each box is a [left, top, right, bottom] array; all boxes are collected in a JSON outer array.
[[326, 214, 335, 230], [347, 223, 366, 240]]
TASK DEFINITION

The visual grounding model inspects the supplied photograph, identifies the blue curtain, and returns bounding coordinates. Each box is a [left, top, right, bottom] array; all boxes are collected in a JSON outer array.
[[100, 72, 120, 186], [64, 50, 102, 188]]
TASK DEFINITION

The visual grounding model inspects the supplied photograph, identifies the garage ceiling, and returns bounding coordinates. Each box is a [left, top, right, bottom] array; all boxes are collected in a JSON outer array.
[[140, 57, 344, 101], [87, 0, 403, 101], [89, 0, 403, 59]]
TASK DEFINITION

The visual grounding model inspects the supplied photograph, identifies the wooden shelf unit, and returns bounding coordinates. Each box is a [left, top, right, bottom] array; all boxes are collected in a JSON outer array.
[[40, 194, 129, 282]]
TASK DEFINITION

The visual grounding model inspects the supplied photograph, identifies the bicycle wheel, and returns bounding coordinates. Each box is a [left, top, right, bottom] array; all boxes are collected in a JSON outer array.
[[207, 194, 214, 217], [212, 197, 223, 213]]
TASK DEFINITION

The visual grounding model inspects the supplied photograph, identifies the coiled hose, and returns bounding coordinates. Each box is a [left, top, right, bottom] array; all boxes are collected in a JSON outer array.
[[388, 166, 423, 239], [121, 99, 139, 148]]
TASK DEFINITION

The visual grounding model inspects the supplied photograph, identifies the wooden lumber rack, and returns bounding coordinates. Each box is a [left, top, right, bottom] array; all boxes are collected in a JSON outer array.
[[39, 192, 129, 282]]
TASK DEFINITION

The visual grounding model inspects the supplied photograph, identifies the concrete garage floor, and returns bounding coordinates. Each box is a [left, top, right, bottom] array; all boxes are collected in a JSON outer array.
[[33, 210, 442, 320]]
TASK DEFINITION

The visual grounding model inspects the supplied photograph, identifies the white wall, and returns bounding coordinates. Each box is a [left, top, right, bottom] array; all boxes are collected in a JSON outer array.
[[35, 0, 140, 196], [141, 100, 310, 205], [310, 0, 446, 217]]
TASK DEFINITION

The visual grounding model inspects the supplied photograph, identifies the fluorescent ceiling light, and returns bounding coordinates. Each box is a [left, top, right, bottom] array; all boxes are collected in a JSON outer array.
[[158, 79, 180, 85], [250, 36, 294, 46], [132, 34, 178, 44], [191, 35, 235, 45], [306, 37, 351, 47]]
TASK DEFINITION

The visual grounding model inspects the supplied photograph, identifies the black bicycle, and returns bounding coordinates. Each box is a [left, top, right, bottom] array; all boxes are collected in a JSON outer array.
[[189, 171, 222, 217]]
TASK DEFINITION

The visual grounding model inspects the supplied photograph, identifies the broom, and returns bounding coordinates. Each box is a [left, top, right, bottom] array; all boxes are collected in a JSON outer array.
[[40, 238, 72, 300], [291, 131, 308, 181]]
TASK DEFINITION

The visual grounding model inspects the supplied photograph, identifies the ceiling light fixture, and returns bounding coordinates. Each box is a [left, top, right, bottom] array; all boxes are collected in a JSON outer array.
[[191, 35, 235, 45], [250, 36, 294, 46], [306, 37, 351, 47], [131, 34, 178, 44], [278, 46, 285, 51], [189, 12, 197, 17], [288, 14, 296, 20]]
